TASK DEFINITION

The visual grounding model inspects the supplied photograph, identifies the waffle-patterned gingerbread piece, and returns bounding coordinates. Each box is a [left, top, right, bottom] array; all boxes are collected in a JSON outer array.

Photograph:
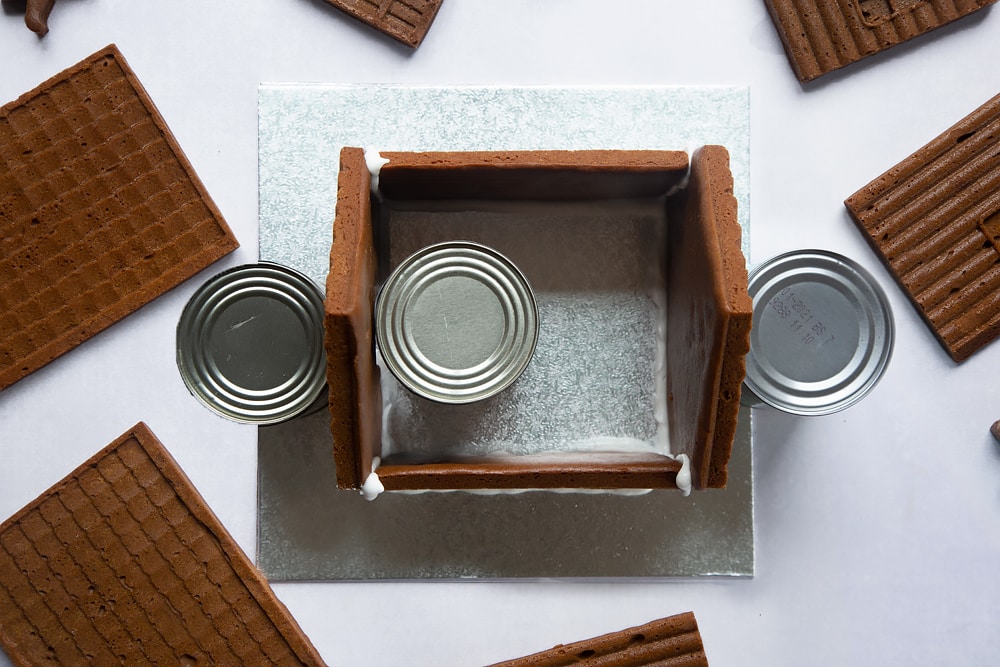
[[487, 612, 709, 667], [764, 0, 997, 83], [0, 44, 238, 391], [846, 92, 1000, 362], [0, 423, 325, 666]]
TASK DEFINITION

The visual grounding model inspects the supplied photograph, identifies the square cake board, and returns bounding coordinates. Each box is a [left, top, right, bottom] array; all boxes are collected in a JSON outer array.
[[257, 84, 753, 579]]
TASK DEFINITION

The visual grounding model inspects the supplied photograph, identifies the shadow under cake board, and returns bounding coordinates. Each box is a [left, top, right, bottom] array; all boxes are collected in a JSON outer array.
[[257, 84, 753, 579]]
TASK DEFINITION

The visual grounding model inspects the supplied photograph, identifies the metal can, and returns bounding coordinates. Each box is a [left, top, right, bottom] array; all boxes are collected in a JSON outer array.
[[742, 249, 894, 416], [176, 262, 327, 424], [375, 241, 538, 404]]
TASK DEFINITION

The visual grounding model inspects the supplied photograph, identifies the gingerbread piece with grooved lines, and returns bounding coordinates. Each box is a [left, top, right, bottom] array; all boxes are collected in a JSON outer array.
[[845, 92, 1000, 362], [763, 0, 997, 83], [486, 612, 709, 667]]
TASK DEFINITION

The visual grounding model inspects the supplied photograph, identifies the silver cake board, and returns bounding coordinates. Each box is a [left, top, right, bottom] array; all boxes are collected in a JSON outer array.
[[257, 84, 753, 580]]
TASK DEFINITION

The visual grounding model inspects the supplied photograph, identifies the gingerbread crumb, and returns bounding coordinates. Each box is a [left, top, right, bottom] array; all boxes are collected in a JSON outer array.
[[22, 0, 56, 35]]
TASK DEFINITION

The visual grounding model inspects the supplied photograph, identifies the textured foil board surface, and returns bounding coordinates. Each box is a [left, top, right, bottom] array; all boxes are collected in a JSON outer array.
[[259, 85, 749, 287], [381, 202, 669, 460], [257, 85, 753, 579]]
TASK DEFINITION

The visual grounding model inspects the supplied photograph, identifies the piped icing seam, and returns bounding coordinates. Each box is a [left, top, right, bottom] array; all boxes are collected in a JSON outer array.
[[672, 453, 692, 496], [361, 456, 384, 500], [364, 148, 389, 198]]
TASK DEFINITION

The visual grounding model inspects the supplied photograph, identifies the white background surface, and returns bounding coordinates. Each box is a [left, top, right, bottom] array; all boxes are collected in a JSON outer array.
[[1, 2, 999, 665]]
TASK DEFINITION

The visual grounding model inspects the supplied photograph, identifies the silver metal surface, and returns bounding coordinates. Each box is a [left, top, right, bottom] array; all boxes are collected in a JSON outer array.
[[259, 84, 750, 287], [257, 84, 754, 579], [744, 250, 894, 416], [380, 201, 667, 460], [257, 404, 753, 579], [376, 242, 538, 404], [176, 262, 327, 425]]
